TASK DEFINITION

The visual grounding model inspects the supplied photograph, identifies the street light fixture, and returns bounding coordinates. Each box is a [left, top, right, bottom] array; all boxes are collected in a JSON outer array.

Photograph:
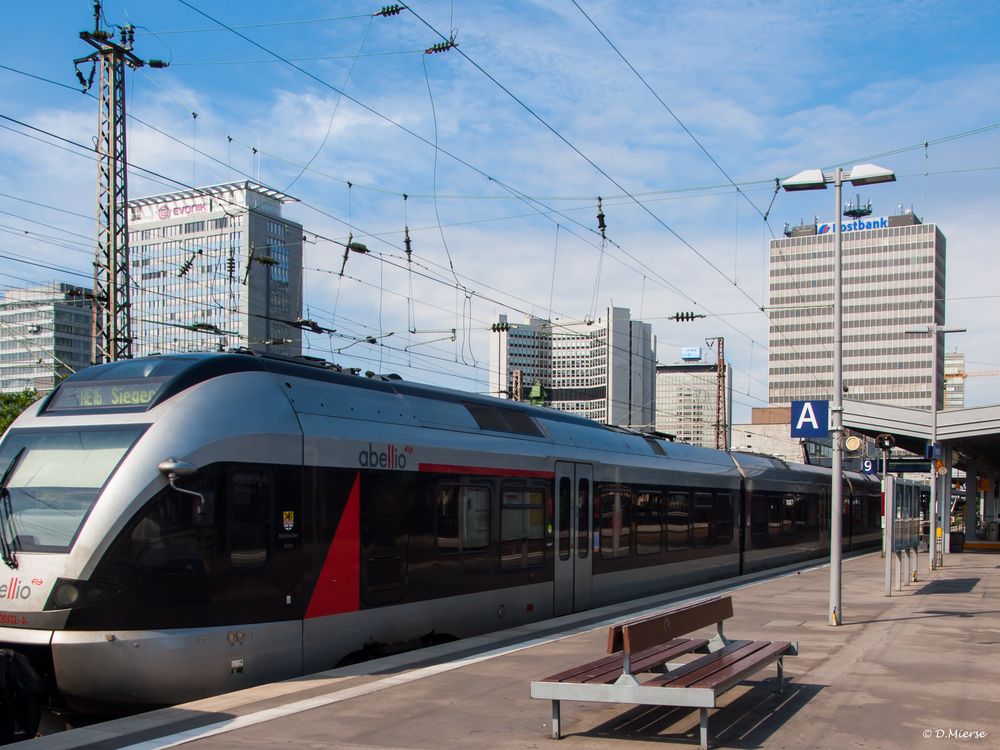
[[905, 323, 965, 570], [781, 162, 895, 626]]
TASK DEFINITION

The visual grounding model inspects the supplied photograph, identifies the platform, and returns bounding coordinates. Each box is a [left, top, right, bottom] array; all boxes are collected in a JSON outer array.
[[17, 551, 1000, 750]]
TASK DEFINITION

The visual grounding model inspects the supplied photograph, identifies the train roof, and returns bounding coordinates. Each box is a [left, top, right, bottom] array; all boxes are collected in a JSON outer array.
[[38, 352, 740, 467], [43, 352, 605, 427]]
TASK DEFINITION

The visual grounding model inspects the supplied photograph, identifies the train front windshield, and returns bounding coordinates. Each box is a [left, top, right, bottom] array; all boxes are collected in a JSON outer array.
[[0, 427, 144, 552]]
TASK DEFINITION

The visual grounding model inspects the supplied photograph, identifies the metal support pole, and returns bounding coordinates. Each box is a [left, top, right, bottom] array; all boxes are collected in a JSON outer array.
[[830, 168, 844, 626], [884, 473, 894, 596], [783, 161, 895, 626], [943, 446, 953, 555], [929, 326, 938, 570], [966, 459, 978, 547]]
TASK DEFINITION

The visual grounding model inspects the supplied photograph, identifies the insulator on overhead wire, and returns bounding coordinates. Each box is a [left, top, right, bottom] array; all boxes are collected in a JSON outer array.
[[596, 197, 606, 239], [425, 38, 457, 54], [404, 226, 412, 260]]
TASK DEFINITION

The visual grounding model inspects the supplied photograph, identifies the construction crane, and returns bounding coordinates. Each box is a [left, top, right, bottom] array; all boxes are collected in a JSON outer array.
[[944, 370, 1000, 379]]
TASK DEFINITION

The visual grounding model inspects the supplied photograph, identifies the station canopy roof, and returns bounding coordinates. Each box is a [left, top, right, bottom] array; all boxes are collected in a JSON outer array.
[[843, 399, 1000, 474]]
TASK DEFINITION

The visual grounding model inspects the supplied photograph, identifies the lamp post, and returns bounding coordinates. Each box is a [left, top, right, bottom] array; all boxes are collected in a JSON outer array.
[[905, 323, 965, 570], [782, 163, 895, 626]]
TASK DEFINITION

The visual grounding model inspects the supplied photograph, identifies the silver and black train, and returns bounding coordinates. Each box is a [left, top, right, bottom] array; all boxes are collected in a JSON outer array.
[[0, 351, 881, 737]]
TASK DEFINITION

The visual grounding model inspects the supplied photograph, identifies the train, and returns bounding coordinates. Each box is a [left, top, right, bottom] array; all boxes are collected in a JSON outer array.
[[0, 350, 882, 739]]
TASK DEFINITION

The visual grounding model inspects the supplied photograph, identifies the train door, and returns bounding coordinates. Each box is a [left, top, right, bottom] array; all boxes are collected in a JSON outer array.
[[553, 462, 593, 616]]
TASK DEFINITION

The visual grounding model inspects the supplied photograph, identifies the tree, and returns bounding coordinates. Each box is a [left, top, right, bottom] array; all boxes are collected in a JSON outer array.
[[0, 389, 41, 435]]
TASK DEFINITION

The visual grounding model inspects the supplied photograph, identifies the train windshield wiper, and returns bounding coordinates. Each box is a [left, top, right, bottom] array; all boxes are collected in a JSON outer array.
[[0, 447, 25, 569]]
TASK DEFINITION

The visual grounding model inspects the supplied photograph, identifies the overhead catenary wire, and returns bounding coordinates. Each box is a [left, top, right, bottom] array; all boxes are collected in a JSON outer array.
[[402, 4, 766, 313], [3, 60, 998, 205], [282, 13, 375, 193], [0, 99, 987, 401], [162, 0, 773, 358], [568, 0, 774, 235], [2, 39, 997, 404]]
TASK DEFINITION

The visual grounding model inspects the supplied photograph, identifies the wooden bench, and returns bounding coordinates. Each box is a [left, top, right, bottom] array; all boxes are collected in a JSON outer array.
[[530, 596, 797, 749]]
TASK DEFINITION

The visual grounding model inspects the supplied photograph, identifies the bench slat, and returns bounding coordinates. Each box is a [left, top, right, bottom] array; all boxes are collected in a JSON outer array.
[[540, 637, 708, 684], [607, 596, 732, 654], [578, 638, 711, 685], [691, 641, 793, 693], [645, 640, 761, 688]]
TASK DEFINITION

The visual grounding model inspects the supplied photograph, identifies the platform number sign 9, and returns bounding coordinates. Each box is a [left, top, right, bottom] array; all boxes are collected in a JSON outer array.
[[861, 459, 877, 474]]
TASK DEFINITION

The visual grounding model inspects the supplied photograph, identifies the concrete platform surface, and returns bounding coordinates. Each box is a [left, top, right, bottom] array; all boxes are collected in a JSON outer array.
[[17, 551, 1000, 750]]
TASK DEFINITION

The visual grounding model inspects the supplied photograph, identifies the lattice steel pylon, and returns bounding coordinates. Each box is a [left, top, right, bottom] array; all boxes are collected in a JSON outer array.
[[708, 337, 727, 450], [75, 2, 159, 363]]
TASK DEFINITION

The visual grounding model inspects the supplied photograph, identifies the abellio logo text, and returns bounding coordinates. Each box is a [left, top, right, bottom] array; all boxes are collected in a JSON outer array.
[[358, 443, 411, 469], [1, 577, 32, 601]]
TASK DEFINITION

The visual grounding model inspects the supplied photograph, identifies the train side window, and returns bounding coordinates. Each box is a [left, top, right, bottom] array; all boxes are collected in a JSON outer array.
[[785, 493, 804, 537], [865, 492, 880, 530], [714, 492, 734, 543], [500, 486, 546, 569], [577, 477, 590, 560], [635, 491, 663, 555], [129, 480, 214, 573], [558, 477, 571, 561], [750, 492, 769, 545], [435, 484, 490, 553], [667, 491, 689, 550], [229, 470, 272, 566], [769, 493, 784, 539], [599, 486, 632, 559], [691, 492, 714, 547]]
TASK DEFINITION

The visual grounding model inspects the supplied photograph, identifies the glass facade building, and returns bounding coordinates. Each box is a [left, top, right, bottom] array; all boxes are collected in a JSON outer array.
[[768, 211, 945, 409], [127, 181, 303, 358], [0, 283, 92, 394], [655, 362, 732, 448]]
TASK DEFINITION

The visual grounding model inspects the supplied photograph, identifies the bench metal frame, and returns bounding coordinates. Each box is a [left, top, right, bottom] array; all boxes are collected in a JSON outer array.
[[530, 596, 798, 749]]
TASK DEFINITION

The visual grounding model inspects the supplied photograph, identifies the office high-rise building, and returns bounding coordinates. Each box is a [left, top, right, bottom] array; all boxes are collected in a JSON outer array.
[[944, 350, 966, 410], [768, 210, 945, 408], [488, 307, 655, 428], [655, 360, 732, 448], [127, 181, 303, 358], [0, 282, 92, 394]]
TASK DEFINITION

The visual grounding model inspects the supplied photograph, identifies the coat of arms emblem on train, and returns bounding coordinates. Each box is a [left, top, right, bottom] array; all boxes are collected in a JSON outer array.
[[282, 511, 295, 531]]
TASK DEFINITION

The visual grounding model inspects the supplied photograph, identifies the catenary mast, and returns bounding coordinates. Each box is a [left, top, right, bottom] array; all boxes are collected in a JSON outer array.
[[74, 1, 165, 362]]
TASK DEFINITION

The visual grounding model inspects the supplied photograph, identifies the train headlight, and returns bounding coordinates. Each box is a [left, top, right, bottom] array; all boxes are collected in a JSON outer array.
[[52, 582, 80, 608], [44, 578, 120, 611]]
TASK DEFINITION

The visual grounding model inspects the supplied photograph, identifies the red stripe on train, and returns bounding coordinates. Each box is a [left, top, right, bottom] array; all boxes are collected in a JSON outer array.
[[305, 471, 360, 618], [418, 463, 554, 479]]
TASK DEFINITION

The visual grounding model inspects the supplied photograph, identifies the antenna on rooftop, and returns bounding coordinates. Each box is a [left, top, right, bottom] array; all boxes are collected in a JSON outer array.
[[843, 194, 873, 219]]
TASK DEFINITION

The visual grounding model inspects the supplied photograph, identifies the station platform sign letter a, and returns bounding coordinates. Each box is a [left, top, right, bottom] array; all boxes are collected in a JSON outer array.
[[791, 400, 830, 438]]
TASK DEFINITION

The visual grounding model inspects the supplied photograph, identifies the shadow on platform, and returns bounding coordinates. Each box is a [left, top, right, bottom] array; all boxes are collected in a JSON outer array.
[[579, 678, 824, 748], [914, 577, 980, 595], [48, 707, 239, 750]]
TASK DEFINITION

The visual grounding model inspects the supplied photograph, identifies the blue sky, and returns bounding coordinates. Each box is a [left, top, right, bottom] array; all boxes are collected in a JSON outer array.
[[2, 1, 999, 424]]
